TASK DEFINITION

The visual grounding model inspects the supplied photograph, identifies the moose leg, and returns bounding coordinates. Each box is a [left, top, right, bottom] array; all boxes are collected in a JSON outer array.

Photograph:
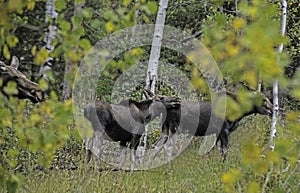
[[164, 126, 178, 168], [85, 149, 100, 170], [148, 128, 169, 168], [85, 149, 92, 167], [129, 135, 141, 173], [119, 142, 127, 170], [130, 149, 136, 173], [217, 128, 230, 162]]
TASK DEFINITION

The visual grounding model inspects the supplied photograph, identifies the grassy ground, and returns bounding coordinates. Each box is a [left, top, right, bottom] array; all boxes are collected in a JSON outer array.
[[4, 116, 299, 193], [20, 148, 231, 193]]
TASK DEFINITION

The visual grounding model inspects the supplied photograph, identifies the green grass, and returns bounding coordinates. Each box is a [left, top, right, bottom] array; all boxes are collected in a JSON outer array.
[[3, 116, 299, 193], [20, 148, 230, 193]]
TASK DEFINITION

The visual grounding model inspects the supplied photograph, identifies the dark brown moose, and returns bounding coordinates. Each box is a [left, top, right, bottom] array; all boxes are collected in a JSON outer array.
[[145, 89, 273, 166], [83, 96, 180, 172]]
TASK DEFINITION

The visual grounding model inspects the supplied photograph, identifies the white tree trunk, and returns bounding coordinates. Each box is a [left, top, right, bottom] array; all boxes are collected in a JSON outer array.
[[62, 1, 85, 101], [258, 73, 262, 92], [39, 0, 58, 80], [269, 0, 287, 150], [145, 0, 169, 94], [140, 0, 169, 159]]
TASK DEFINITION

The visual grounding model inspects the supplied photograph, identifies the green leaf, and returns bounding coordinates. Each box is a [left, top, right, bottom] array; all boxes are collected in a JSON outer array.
[[3, 81, 18, 95], [79, 38, 91, 51], [3, 44, 11, 60], [146, 1, 158, 14], [0, 108, 12, 127], [215, 14, 227, 26], [90, 19, 102, 29], [82, 7, 93, 18], [123, 0, 131, 6], [72, 26, 85, 37], [75, 0, 84, 5], [275, 139, 293, 157], [8, 149, 19, 158], [6, 35, 19, 47], [71, 15, 83, 26], [103, 10, 119, 22], [58, 20, 71, 32], [54, 0, 67, 12]]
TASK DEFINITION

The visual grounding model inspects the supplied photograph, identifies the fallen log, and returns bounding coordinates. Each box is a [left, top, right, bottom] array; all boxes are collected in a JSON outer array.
[[0, 57, 44, 103]]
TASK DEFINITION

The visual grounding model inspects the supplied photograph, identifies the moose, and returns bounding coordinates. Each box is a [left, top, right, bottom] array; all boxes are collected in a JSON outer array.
[[83, 95, 180, 172], [146, 88, 273, 166]]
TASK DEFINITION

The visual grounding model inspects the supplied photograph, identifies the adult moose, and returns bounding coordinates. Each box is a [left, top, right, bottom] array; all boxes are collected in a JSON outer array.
[[83, 94, 180, 172], [146, 87, 273, 166]]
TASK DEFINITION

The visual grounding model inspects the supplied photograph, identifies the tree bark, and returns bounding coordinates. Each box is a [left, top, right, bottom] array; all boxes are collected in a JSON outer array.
[[39, 0, 58, 80], [62, 1, 85, 101], [269, 0, 287, 151], [145, 0, 169, 94], [0, 60, 44, 103], [140, 0, 169, 159]]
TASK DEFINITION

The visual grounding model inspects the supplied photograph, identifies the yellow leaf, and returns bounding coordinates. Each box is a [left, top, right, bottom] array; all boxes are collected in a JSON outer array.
[[38, 78, 49, 91], [233, 18, 245, 30], [247, 182, 260, 193], [225, 97, 243, 121], [222, 168, 241, 193], [227, 44, 239, 56], [8, 0, 23, 12], [244, 70, 257, 88], [45, 143, 53, 150], [105, 21, 115, 32], [76, 117, 94, 138], [27, 0, 35, 10], [242, 143, 261, 165], [222, 173, 234, 184], [286, 111, 299, 122], [3, 44, 11, 60], [253, 159, 269, 174], [130, 48, 143, 56], [292, 88, 300, 99], [34, 48, 49, 65], [30, 113, 41, 124], [248, 7, 257, 18], [266, 151, 280, 164], [0, 9, 8, 25], [31, 45, 37, 56]]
